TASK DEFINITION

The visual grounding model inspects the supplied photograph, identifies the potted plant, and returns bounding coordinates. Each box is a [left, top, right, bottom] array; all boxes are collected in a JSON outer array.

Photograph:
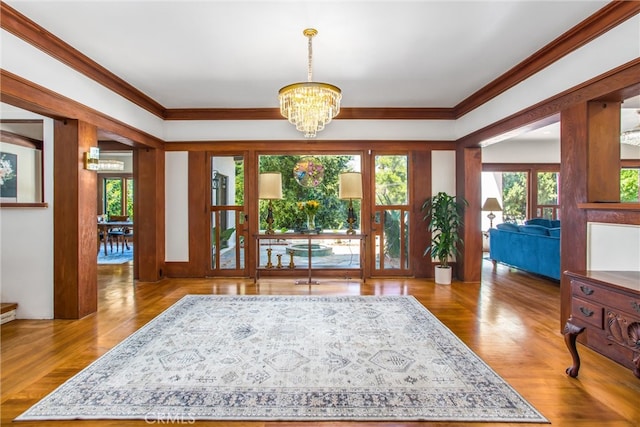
[[421, 192, 467, 285]]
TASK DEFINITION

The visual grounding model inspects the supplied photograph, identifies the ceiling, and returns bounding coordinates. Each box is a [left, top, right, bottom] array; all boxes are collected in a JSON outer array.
[[2, 1, 638, 143], [4, 0, 612, 110]]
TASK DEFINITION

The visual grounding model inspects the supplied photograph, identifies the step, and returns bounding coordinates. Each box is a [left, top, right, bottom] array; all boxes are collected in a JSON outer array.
[[1, 303, 18, 324]]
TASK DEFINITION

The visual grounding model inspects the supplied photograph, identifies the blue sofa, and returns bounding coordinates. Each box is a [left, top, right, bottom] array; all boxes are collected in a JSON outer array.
[[488, 218, 561, 280]]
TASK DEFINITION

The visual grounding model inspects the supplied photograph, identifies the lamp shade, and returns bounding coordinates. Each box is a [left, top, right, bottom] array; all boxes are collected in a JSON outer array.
[[339, 172, 363, 199], [258, 172, 283, 199], [482, 197, 502, 211]]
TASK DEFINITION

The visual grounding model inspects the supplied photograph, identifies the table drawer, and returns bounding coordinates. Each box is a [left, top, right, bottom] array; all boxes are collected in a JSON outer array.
[[571, 297, 603, 329], [571, 279, 600, 300], [571, 279, 640, 316]]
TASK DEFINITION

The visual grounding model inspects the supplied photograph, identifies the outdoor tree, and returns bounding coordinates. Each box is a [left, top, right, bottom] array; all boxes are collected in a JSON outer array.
[[259, 155, 355, 230], [621, 169, 640, 202], [502, 172, 527, 222]]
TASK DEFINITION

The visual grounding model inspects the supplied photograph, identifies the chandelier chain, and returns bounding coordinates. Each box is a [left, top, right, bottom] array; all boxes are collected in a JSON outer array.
[[307, 34, 313, 82]]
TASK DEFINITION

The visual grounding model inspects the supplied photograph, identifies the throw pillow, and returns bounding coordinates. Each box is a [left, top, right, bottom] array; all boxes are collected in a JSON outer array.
[[496, 223, 520, 232], [548, 227, 561, 238], [525, 218, 553, 228], [518, 224, 550, 236]]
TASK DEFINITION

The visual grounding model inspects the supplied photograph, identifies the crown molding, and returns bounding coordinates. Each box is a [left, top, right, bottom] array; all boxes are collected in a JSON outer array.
[[0, 69, 164, 149], [162, 107, 456, 121], [454, 0, 640, 118], [1, 1, 638, 122]]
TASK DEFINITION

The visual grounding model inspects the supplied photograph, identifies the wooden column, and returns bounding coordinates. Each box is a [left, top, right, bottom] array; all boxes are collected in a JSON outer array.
[[134, 147, 165, 282], [188, 151, 207, 277], [559, 100, 621, 330], [456, 146, 482, 282], [53, 119, 97, 319], [412, 150, 432, 278]]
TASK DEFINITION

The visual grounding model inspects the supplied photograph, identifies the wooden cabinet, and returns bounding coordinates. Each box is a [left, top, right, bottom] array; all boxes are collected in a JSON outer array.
[[564, 271, 640, 379]]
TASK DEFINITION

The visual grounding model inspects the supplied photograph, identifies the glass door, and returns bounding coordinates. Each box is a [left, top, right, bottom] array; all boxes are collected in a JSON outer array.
[[207, 155, 247, 276], [371, 154, 411, 276]]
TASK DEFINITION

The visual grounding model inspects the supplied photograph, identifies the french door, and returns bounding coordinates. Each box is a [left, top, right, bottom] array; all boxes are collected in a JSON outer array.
[[206, 155, 248, 276], [370, 154, 411, 276]]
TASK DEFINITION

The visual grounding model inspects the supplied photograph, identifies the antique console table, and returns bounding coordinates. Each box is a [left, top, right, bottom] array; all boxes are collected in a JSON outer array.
[[254, 233, 366, 284], [563, 270, 640, 379]]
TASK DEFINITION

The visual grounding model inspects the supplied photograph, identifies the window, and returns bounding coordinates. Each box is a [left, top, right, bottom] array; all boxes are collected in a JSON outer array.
[[535, 171, 559, 219], [621, 168, 640, 202], [483, 165, 560, 224], [102, 176, 134, 219]]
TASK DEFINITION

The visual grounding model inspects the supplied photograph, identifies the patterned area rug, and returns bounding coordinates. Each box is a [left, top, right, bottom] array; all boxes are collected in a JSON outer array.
[[97, 245, 133, 264], [16, 295, 548, 422]]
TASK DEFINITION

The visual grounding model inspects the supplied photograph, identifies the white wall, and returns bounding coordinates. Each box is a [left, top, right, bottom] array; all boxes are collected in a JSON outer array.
[[165, 152, 189, 262], [621, 144, 640, 159], [0, 108, 54, 319], [482, 139, 560, 163], [587, 223, 640, 271], [431, 151, 456, 196]]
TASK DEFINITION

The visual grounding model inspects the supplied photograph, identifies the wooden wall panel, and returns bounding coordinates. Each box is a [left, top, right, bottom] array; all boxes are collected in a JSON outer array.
[[53, 119, 97, 319], [189, 151, 208, 276], [456, 147, 482, 282], [412, 150, 432, 277], [559, 103, 589, 330], [134, 148, 165, 282], [587, 101, 621, 202], [161, 151, 207, 278]]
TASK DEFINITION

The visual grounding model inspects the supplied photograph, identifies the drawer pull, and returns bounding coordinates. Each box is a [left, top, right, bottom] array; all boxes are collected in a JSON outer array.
[[632, 302, 640, 314], [579, 306, 594, 317], [579, 285, 594, 296]]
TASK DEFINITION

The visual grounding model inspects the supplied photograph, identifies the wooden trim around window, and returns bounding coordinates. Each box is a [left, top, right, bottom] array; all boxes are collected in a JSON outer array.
[[0, 202, 48, 208]]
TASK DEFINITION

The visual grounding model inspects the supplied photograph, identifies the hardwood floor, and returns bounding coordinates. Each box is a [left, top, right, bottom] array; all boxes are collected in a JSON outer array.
[[2, 260, 639, 426]]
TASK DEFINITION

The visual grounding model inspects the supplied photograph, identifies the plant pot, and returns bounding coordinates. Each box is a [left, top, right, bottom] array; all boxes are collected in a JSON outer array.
[[435, 265, 452, 285]]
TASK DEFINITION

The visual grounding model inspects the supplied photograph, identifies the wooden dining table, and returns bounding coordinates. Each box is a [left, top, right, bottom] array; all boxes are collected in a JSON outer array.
[[97, 221, 133, 255]]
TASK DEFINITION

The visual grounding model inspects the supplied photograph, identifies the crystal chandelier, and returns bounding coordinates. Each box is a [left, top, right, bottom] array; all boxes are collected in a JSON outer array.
[[279, 28, 342, 138], [621, 110, 640, 146]]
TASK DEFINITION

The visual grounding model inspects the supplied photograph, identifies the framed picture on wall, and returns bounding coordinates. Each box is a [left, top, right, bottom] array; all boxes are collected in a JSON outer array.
[[0, 151, 18, 202]]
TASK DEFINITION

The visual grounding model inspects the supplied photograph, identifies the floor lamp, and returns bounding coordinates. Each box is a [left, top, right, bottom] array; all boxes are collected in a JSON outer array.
[[259, 172, 283, 235], [339, 172, 363, 235], [482, 197, 502, 229]]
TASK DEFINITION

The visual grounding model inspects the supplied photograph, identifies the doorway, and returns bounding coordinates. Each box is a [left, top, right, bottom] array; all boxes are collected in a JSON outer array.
[[371, 154, 411, 276], [207, 155, 247, 276]]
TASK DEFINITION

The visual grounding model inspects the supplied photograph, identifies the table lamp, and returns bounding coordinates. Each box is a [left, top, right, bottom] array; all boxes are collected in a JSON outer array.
[[258, 172, 283, 234], [339, 172, 363, 235], [482, 197, 502, 229]]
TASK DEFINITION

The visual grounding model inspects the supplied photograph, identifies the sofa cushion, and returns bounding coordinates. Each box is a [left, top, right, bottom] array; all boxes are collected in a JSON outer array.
[[550, 220, 561, 228], [518, 224, 549, 236], [548, 227, 561, 238], [525, 218, 553, 228], [496, 223, 519, 232]]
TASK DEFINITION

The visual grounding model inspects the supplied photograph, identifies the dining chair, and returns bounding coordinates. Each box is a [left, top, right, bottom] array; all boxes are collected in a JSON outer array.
[[107, 215, 130, 252]]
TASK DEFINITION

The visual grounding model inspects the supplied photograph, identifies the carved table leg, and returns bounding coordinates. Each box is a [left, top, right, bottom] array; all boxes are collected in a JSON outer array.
[[564, 317, 585, 378]]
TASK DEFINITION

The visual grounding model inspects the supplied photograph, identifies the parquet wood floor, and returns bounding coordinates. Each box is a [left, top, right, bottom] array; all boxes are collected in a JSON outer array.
[[1, 260, 639, 426]]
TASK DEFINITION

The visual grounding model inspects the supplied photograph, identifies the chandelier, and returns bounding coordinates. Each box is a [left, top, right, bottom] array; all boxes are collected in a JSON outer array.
[[279, 28, 342, 138], [621, 110, 640, 146]]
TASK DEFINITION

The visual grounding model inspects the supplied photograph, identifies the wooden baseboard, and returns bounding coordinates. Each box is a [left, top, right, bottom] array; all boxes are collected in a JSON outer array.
[[1, 303, 18, 324]]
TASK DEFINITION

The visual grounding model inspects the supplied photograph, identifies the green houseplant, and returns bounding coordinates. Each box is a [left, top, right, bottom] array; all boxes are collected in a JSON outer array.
[[421, 192, 467, 284]]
